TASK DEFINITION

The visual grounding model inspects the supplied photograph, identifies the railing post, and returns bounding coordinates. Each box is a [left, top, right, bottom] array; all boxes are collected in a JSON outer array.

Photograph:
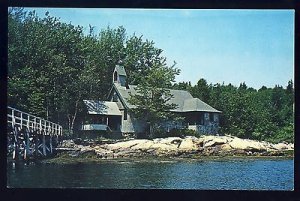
[[45, 120, 47, 135], [12, 126, 19, 160], [12, 109, 15, 127], [27, 114, 30, 130], [42, 133, 46, 156], [20, 112, 23, 129], [34, 117, 36, 132], [49, 136, 53, 154], [49, 122, 51, 136], [24, 128, 30, 160], [39, 119, 42, 135]]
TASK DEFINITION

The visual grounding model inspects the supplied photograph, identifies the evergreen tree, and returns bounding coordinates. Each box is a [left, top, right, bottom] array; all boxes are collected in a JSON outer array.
[[191, 78, 210, 103]]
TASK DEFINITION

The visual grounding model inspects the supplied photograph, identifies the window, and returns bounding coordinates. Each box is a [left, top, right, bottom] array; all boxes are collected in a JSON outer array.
[[114, 71, 118, 82], [124, 109, 128, 120], [214, 114, 219, 122], [204, 113, 209, 120], [113, 93, 118, 102], [210, 113, 214, 122]]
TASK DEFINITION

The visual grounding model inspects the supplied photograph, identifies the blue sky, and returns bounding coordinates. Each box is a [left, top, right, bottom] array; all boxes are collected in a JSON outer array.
[[23, 8, 294, 89]]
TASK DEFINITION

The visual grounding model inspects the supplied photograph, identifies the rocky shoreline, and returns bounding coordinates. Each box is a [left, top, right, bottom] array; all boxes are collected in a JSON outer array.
[[52, 135, 294, 161]]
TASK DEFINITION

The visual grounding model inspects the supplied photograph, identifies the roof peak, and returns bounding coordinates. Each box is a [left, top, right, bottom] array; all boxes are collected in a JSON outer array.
[[114, 65, 127, 76]]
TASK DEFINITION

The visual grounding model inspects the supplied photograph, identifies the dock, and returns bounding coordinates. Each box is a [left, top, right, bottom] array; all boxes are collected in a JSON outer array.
[[7, 106, 63, 160]]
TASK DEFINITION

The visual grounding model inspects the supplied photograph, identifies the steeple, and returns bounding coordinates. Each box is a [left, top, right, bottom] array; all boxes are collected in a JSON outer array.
[[113, 64, 127, 87]]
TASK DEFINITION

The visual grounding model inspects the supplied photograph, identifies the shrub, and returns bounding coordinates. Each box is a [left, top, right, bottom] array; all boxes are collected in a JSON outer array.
[[62, 129, 74, 140], [181, 129, 200, 137], [265, 123, 294, 144]]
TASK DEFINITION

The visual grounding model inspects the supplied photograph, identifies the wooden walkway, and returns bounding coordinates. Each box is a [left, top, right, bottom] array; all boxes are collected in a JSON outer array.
[[7, 106, 63, 160]]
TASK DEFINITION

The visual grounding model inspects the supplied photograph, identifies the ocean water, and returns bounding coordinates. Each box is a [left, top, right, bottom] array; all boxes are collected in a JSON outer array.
[[7, 158, 294, 190]]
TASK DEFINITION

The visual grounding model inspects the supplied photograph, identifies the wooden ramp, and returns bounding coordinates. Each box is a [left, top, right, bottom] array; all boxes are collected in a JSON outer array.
[[7, 106, 63, 160]]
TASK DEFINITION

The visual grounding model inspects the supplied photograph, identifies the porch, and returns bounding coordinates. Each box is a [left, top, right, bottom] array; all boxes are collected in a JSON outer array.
[[184, 111, 220, 135], [82, 100, 122, 133], [82, 115, 122, 132]]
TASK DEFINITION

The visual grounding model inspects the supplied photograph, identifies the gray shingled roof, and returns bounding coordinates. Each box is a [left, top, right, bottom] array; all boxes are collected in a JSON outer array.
[[112, 84, 136, 109], [115, 65, 127, 76], [114, 84, 221, 113], [83, 100, 122, 116], [167, 89, 193, 112], [183, 98, 221, 113]]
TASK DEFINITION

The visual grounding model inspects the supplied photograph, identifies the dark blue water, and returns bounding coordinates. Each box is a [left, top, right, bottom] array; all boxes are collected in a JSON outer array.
[[7, 158, 293, 190]]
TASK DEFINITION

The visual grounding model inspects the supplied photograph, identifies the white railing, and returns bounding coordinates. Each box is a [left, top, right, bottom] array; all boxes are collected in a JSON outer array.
[[7, 106, 62, 136], [82, 124, 113, 132], [82, 124, 108, 131]]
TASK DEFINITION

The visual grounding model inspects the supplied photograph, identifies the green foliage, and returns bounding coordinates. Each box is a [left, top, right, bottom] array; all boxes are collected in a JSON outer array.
[[191, 78, 210, 103], [265, 123, 294, 144], [128, 62, 181, 137], [169, 128, 200, 138], [124, 35, 167, 85], [172, 81, 192, 91]]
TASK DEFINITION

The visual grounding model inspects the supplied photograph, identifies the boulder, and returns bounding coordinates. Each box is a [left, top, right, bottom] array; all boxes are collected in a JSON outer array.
[[203, 145, 222, 155], [59, 140, 75, 148], [203, 136, 228, 148], [113, 149, 142, 158], [214, 136, 229, 144], [288, 143, 294, 150], [228, 137, 266, 152], [106, 139, 148, 150], [192, 137, 205, 147], [184, 136, 199, 141], [272, 143, 290, 151], [202, 135, 216, 144], [203, 140, 216, 148], [151, 142, 178, 151], [153, 137, 182, 145], [179, 138, 198, 151], [94, 147, 114, 155], [220, 143, 233, 151], [76, 144, 92, 151], [260, 141, 276, 151], [131, 140, 155, 150], [245, 140, 266, 152]]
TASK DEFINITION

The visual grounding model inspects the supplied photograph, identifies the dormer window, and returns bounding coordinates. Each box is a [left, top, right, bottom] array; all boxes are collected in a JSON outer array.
[[114, 71, 118, 82], [113, 93, 118, 102]]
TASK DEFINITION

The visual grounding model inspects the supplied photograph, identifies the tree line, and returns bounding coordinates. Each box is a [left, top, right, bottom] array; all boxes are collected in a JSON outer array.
[[8, 8, 294, 143], [173, 80, 294, 143]]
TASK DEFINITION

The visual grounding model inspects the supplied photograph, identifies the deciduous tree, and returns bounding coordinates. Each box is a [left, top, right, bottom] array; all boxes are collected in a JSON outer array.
[[128, 63, 180, 137]]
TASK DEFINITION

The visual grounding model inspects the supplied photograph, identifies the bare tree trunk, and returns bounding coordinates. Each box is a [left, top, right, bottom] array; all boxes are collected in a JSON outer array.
[[70, 100, 79, 135], [67, 114, 71, 134]]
